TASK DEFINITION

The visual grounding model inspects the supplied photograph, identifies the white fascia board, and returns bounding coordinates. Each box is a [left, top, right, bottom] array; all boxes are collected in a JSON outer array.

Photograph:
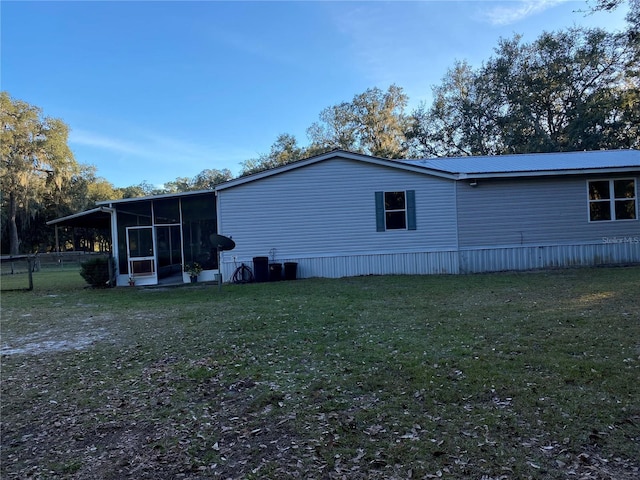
[[364, 157, 458, 179], [46, 207, 112, 226], [214, 155, 330, 191], [96, 189, 213, 206]]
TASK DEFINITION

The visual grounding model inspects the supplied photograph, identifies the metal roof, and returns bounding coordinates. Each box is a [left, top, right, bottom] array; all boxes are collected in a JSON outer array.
[[397, 149, 640, 178]]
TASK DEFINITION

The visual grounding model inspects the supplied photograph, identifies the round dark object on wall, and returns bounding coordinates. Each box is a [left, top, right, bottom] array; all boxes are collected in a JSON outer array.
[[209, 234, 236, 251]]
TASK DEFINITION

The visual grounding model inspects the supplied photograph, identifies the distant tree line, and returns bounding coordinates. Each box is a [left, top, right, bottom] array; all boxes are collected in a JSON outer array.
[[242, 1, 638, 173], [1, 0, 637, 254], [0, 91, 234, 255]]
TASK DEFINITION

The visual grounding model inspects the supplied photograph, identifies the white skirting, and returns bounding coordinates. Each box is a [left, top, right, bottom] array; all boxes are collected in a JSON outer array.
[[220, 241, 639, 281]]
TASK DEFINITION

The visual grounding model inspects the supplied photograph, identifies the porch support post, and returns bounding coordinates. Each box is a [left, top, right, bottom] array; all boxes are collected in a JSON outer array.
[[27, 256, 34, 291], [108, 255, 115, 287], [217, 247, 222, 292], [106, 206, 119, 285]]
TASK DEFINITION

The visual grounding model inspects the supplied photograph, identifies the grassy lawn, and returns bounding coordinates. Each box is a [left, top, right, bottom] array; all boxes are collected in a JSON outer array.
[[1, 267, 639, 479]]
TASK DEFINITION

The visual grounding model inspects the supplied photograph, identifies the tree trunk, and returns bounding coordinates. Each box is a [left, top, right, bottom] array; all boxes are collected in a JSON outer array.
[[8, 191, 20, 255]]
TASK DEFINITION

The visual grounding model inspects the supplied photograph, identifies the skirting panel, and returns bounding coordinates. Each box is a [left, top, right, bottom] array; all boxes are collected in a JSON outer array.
[[220, 242, 638, 281], [221, 251, 459, 280], [459, 242, 640, 274]]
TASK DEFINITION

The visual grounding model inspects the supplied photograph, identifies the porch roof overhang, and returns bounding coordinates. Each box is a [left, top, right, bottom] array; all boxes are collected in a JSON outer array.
[[46, 207, 114, 229]]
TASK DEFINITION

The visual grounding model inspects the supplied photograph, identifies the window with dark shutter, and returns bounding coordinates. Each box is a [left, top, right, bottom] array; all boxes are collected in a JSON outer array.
[[375, 190, 416, 231]]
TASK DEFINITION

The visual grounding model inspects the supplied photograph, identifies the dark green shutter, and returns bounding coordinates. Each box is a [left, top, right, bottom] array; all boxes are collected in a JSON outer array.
[[407, 190, 416, 230], [375, 191, 385, 232]]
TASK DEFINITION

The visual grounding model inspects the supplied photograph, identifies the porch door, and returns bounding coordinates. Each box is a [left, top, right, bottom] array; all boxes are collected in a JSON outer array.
[[126, 226, 157, 282], [155, 225, 182, 279]]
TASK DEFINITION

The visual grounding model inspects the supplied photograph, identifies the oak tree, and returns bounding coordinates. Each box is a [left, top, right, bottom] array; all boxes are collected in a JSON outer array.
[[308, 85, 410, 158], [1, 92, 79, 254]]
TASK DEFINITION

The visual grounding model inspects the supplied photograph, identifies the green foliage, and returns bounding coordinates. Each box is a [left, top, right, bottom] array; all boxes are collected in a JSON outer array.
[[184, 261, 203, 276], [240, 85, 410, 176], [240, 133, 306, 176], [408, 26, 639, 156], [117, 180, 157, 198], [126, 168, 234, 195], [308, 84, 409, 158], [1, 92, 80, 254], [191, 168, 233, 190], [79, 256, 114, 287], [407, 60, 503, 157], [0, 93, 117, 253], [245, 17, 637, 169]]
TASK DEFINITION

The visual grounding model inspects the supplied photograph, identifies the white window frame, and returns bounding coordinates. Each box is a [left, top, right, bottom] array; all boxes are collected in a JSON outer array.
[[384, 191, 407, 230], [587, 178, 638, 222]]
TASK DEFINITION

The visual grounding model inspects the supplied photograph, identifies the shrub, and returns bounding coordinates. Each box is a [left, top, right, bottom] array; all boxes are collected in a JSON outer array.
[[79, 256, 115, 287]]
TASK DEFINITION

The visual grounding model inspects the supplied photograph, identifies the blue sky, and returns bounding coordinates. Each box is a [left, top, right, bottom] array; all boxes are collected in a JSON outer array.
[[2, 1, 629, 188]]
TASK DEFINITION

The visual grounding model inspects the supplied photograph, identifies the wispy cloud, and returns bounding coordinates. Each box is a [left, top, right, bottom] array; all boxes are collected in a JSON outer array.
[[71, 128, 239, 165], [70, 130, 149, 158], [69, 128, 251, 183], [213, 29, 298, 69], [325, 2, 472, 104], [479, 0, 568, 26], [329, 4, 422, 86]]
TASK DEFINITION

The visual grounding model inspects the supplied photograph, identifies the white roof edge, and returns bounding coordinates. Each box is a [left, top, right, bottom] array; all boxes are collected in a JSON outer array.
[[96, 188, 214, 206], [46, 206, 113, 226], [214, 150, 346, 190], [461, 166, 640, 179]]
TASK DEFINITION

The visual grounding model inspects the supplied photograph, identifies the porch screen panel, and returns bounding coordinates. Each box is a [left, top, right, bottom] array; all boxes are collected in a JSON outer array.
[[128, 228, 153, 258], [154, 198, 180, 224], [116, 203, 152, 274], [181, 194, 218, 270]]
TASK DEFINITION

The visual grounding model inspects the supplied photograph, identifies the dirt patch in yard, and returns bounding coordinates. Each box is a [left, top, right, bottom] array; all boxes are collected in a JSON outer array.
[[1, 314, 113, 356], [1, 328, 110, 356]]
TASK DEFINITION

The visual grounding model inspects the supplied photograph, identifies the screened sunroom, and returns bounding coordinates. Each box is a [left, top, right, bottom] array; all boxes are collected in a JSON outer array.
[[104, 191, 218, 286]]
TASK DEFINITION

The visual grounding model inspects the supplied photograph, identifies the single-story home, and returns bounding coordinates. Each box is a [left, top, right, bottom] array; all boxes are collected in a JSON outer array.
[[49, 149, 640, 286]]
